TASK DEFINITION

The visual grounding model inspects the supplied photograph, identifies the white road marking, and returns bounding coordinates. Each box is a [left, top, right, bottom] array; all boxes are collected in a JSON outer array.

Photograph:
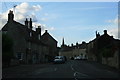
[[76, 72, 88, 77], [71, 65, 74, 71], [71, 64, 88, 79], [75, 78, 78, 80], [74, 72, 77, 76]]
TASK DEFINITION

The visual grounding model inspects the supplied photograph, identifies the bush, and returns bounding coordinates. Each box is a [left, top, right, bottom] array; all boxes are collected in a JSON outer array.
[[2, 33, 14, 66]]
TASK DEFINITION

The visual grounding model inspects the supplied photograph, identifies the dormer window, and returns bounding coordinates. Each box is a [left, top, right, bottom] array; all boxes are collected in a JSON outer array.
[[30, 32, 32, 37]]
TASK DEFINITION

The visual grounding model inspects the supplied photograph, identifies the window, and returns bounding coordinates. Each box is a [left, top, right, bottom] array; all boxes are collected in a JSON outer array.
[[30, 32, 32, 37], [16, 53, 23, 60]]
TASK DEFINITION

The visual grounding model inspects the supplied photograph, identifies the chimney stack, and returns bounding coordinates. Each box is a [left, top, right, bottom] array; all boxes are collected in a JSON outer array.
[[45, 30, 48, 33], [36, 26, 41, 35], [71, 43, 73, 47], [36, 26, 41, 40], [96, 31, 100, 38], [104, 30, 107, 35], [29, 18, 32, 29], [8, 10, 14, 22], [25, 18, 28, 27], [76, 42, 78, 46]]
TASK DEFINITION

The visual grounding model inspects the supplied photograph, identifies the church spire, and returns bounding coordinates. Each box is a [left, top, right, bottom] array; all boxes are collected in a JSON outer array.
[[62, 37, 65, 46]]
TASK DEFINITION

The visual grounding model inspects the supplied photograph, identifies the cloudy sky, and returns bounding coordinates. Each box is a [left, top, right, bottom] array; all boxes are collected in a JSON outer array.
[[0, 2, 119, 46]]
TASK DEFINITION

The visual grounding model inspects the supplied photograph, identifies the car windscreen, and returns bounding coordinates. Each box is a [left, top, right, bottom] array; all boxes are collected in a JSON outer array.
[[55, 56, 63, 59]]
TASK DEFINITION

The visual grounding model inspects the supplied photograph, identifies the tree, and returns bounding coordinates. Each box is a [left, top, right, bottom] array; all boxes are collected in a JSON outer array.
[[2, 33, 14, 66]]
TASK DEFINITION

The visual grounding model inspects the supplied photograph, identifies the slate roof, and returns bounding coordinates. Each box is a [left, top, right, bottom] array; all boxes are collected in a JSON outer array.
[[41, 30, 58, 43]]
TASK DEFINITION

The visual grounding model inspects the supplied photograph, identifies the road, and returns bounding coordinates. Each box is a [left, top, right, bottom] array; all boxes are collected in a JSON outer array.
[[2, 60, 120, 80]]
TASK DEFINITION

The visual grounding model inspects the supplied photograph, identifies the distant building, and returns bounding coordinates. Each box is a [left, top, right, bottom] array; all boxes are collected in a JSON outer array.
[[87, 30, 120, 69], [2, 10, 58, 65], [59, 38, 87, 60]]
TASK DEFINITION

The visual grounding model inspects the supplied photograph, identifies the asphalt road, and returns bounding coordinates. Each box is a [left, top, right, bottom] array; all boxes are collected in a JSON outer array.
[[2, 60, 120, 80]]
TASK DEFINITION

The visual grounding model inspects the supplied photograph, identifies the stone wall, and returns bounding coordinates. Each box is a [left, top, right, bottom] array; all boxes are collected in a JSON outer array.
[[102, 50, 119, 69]]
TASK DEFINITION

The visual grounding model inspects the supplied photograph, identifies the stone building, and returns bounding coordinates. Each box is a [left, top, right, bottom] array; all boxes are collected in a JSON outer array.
[[41, 30, 58, 61], [2, 10, 57, 65], [59, 38, 87, 60], [87, 30, 120, 69]]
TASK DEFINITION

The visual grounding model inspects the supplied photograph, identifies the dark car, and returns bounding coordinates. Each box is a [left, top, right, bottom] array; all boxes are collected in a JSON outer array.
[[70, 57, 74, 60], [63, 56, 67, 61]]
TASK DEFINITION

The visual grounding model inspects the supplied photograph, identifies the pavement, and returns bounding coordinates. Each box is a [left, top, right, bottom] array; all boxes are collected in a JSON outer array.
[[2, 60, 120, 80]]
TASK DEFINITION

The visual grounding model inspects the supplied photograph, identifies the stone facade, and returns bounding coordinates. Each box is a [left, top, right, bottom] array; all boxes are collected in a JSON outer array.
[[87, 30, 120, 69], [102, 50, 119, 69], [41, 30, 58, 61], [59, 48, 87, 60], [2, 10, 57, 65]]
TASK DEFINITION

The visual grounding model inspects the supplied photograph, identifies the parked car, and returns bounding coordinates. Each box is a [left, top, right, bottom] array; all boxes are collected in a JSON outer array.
[[74, 56, 81, 60], [70, 57, 74, 60], [53, 56, 65, 64], [74, 55, 88, 60]]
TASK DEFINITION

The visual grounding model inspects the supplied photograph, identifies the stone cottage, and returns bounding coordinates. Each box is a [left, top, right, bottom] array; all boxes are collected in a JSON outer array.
[[2, 10, 58, 65]]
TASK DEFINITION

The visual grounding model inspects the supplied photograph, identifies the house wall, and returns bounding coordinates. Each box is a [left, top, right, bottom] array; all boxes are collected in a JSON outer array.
[[41, 32, 58, 61], [102, 50, 119, 69], [59, 51, 73, 60], [4, 23, 27, 64], [46, 36, 57, 57], [87, 41, 97, 61], [2, 23, 50, 65]]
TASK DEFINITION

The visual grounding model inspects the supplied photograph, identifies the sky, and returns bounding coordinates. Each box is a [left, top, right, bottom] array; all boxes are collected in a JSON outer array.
[[0, 2, 119, 47]]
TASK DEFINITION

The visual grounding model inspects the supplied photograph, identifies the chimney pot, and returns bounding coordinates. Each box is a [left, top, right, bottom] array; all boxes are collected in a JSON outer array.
[[38, 26, 41, 28], [8, 10, 14, 22], [104, 30, 107, 34], [25, 18, 28, 27], [45, 30, 48, 33], [30, 18, 32, 21], [29, 18, 32, 29]]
